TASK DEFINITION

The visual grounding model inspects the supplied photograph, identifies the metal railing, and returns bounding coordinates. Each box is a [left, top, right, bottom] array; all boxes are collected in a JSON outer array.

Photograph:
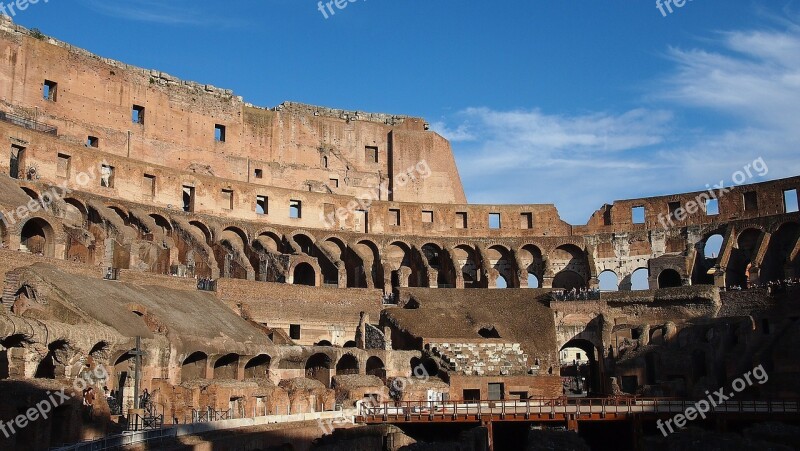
[[52, 428, 176, 451], [358, 397, 800, 422], [0, 111, 58, 135]]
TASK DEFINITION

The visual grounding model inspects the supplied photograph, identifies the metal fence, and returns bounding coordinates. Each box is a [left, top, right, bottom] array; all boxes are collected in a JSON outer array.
[[0, 111, 58, 135]]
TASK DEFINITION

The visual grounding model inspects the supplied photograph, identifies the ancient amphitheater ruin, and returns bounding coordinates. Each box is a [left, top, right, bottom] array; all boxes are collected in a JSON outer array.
[[0, 15, 798, 451]]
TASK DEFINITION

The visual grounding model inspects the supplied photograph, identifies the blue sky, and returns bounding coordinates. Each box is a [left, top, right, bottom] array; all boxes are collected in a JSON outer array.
[[10, 0, 800, 224]]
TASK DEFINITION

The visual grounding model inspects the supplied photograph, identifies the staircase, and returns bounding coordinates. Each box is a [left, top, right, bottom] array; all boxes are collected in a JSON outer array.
[[2, 271, 20, 311], [428, 341, 529, 377]]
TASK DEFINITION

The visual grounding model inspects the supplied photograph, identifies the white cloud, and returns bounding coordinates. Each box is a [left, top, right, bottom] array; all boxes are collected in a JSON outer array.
[[79, 0, 223, 26], [445, 25, 800, 224]]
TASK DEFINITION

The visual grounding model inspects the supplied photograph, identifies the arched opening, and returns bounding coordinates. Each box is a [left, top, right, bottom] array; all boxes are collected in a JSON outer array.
[[244, 354, 271, 379], [355, 240, 383, 289], [454, 245, 480, 288], [63, 198, 88, 228], [478, 326, 501, 339], [335, 354, 359, 376], [181, 352, 208, 382], [693, 233, 725, 285], [487, 245, 515, 288], [20, 217, 55, 257], [366, 356, 386, 380], [305, 353, 332, 387], [293, 263, 316, 286], [658, 269, 682, 288], [410, 357, 439, 379], [315, 340, 333, 347], [190, 221, 212, 244], [520, 244, 544, 288], [761, 222, 800, 283], [704, 234, 724, 258], [213, 353, 240, 380], [150, 214, 172, 235], [631, 268, 650, 290], [35, 340, 69, 379], [560, 339, 601, 396], [387, 241, 416, 288], [527, 273, 540, 288], [294, 234, 315, 256], [553, 270, 586, 291], [727, 228, 761, 287], [343, 341, 357, 348], [598, 270, 619, 292]]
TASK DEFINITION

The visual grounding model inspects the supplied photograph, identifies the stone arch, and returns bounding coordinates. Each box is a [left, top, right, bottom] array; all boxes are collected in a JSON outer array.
[[305, 353, 333, 387], [335, 353, 359, 376], [366, 356, 386, 379], [560, 338, 602, 395], [20, 217, 56, 257], [293, 262, 317, 286], [487, 245, 516, 288], [453, 244, 481, 288], [21, 186, 39, 200], [727, 228, 762, 287], [149, 214, 172, 235], [598, 270, 619, 292], [63, 198, 88, 228], [658, 268, 682, 288], [410, 357, 439, 379], [181, 351, 208, 382], [550, 244, 590, 288], [553, 270, 586, 291], [519, 244, 544, 288], [353, 239, 383, 289], [621, 267, 650, 291], [386, 241, 415, 289], [212, 353, 240, 380], [692, 230, 726, 285], [217, 226, 252, 279], [35, 339, 71, 379], [244, 354, 271, 379], [189, 220, 213, 244], [761, 221, 800, 282]]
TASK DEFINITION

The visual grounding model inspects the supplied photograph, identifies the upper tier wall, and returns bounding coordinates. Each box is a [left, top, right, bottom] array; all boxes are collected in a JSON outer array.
[[0, 18, 466, 205]]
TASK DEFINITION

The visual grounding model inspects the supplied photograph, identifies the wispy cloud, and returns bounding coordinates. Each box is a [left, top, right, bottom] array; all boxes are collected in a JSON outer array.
[[79, 0, 220, 26], [442, 22, 800, 224]]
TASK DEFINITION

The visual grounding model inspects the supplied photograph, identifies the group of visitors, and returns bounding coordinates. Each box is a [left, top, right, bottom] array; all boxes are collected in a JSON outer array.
[[553, 287, 601, 301], [723, 277, 800, 294], [197, 277, 216, 291]]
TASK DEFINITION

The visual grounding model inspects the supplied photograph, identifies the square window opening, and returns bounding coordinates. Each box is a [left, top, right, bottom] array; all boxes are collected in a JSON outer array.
[[705, 198, 719, 216], [456, 212, 467, 229], [743, 191, 759, 212], [521, 212, 533, 229], [215, 124, 226, 142], [87, 136, 99, 148], [329, 178, 339, 188], [668, 201, 681, 219], [254, 168, 263, 179], [290, 200, 302, 219], [489, 213, 501, 229], [100, 165, 115, 188], [365, 146, 378, 164], [43, 80, 57, 102], [256, 196, 268, 215], [784, 189, 799, 213], [632, 206, 646, 224], [422, 210, 434, 224], [389, 208, 400, 227], [132, 105, 145, 125], [221, 189, 234, 210]]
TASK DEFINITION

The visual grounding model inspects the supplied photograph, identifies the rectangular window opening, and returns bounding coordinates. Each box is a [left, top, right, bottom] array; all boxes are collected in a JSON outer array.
[[9, 144, 25, 179], [256, 196, 268, 215], [521, 212, 533, 229], [365, 146, 378, 163], [290, 200, 302, 219], [182, 186, 195, 213], [705, 198, 719, 216], [254, 168, 263, 179], [743, 191, 759, 212], [422, 210, 434, 224], [100, 165, 115, 188], [87, 136, 99, 148], [355, 209, 368, 233], [489, 213, 501, 229], [215, 124, 226, 142], [456, 212, 467, 229], [132, 105, 145, 125], [329, 178, 339, 188], [43, 80, 57, 102], [784, 189, 799, 213], [668, 201, 681, 219], [289, 324, 301, 340], [632, 206, 645, 224], [56, 153, 71, 178], [221, 189, 234, 210], [389, 208, 400, 227], [143, 174, 156, 196]]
